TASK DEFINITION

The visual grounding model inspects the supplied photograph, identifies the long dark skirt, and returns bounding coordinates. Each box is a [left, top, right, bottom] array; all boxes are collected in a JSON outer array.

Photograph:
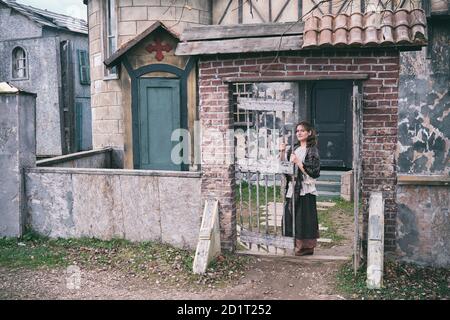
[[284, 193, 319, 248]]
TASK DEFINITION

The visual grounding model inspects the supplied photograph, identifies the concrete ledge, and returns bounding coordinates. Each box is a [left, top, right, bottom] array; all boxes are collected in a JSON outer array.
[[27, 167, 202, 178], [397, 175, 450, 186]]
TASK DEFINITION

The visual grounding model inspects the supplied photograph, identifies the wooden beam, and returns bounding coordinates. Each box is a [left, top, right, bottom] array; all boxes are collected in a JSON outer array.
[[269, 0, 272, 22], [236, 159, 294, 175], [236, 250, 351, 261], [180, 22, 304, 42], [218, 0, 233, 25], [274, 0, 291, 22], [238, 97, 294, 112], [240, 229, 294, 249], [249, 0, 267, 23], [311, 0, 324, 15], [397, 175, 450, 186], [175, 35, 303, 55], [238, 0, 243, 23], [223, 74, 370, 82]]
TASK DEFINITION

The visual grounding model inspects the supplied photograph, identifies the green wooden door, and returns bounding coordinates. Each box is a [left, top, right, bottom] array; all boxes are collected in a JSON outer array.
[[138, 78, 181, 171]]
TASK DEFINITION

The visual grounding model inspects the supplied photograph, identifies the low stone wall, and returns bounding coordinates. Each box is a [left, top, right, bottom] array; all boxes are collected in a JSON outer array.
[[396, 176, 450, 267], [36, 148, 113, 169], [25, 168, 202, 249]]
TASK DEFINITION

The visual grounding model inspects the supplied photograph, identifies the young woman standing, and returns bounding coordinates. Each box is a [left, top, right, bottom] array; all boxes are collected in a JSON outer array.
[[280, 121, 321, 256]]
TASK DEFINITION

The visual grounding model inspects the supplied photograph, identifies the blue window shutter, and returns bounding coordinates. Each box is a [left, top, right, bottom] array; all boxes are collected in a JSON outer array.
[[78, 50, 90, 85]]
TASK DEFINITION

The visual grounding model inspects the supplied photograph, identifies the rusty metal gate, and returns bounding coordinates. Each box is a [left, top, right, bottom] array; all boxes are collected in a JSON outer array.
[[235, 96, 297, 253]]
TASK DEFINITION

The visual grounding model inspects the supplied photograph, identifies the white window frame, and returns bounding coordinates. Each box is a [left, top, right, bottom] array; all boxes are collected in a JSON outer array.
[[11, 47, 28, 80], [103, 0, 118, 79]]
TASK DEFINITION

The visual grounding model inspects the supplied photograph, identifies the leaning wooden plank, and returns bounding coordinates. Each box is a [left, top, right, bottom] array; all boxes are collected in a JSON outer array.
[[240, 229, 294, 250], [175, 35, 303, 55], [180, 22, 304, 41], [193, 200, 221, 274], [237, 97, 294, 112]]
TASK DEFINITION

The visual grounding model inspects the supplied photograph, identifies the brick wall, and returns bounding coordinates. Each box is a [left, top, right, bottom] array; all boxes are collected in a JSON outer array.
[[198, 49, 400, 252]]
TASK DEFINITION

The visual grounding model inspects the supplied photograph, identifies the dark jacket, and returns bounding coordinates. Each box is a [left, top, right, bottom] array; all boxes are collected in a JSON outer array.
[[285, 144, 321, 195]]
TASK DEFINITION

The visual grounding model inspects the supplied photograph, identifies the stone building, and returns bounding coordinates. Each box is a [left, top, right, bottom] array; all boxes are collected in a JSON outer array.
[[0, 0, 92, 157], [5, 0, 444, 266]]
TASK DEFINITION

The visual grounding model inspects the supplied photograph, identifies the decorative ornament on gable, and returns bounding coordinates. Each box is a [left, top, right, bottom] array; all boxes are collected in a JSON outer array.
[[146, 38, 173, 61]]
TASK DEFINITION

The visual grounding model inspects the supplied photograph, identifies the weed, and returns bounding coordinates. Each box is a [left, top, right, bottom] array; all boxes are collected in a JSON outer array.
[[336, 259, 450, 300]]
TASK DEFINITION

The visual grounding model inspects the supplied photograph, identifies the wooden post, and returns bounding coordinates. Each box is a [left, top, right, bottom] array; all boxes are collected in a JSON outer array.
[[367, 192, 385, 289], [352, 84, 362, 274]]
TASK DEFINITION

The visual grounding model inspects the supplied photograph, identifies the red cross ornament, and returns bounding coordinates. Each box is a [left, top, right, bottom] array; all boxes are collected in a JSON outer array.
[[146, 38, 172, 61]]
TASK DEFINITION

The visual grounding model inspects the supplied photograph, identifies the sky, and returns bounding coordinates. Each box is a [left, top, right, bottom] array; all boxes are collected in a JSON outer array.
[[16, 0, 87, 20]]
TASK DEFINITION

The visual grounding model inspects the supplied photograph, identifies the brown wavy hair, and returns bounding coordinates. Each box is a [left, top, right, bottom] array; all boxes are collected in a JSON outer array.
[[296, 121, 317, 147]]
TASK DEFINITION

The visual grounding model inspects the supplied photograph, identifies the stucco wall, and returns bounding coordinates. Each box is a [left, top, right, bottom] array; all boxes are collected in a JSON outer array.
[[397, 185, 450, 267], [397, 20, 450, 266], [0, 5, 91, 156], [398, 22, 450, 175], [0, 92, 36, 237], [0, 6, 63, 157], [0, 4, 42, 41], [25, 168, 202, 249], [0, 37, 63, 156]]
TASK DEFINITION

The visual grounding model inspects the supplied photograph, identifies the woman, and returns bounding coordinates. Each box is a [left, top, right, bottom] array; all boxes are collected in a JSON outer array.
[[280, 121, 321, 256]]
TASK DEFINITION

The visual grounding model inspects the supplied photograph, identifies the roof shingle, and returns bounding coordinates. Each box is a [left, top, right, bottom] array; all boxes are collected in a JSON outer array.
[[0, 0, 87, 34], [303, 9, 427, 49]]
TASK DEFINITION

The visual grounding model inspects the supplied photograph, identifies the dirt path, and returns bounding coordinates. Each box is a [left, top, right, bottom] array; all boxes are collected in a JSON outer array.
[[0, 257, 346, 300], [0, 200, 354, 300]]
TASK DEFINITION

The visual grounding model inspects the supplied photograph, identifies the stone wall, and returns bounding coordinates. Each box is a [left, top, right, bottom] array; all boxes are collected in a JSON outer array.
[[87, 0, 211, 167], [198, 49, 400, 251], [25, 168, 202, 249]]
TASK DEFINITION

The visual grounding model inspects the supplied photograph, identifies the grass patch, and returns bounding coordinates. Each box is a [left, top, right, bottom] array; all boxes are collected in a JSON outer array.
[[317, 198, 354, 246], [0, 232, 253, 289], [336, 260, 450, 300]]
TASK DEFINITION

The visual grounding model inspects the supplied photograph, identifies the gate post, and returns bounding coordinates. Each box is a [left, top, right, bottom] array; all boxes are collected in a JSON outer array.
[[199, 71, 236, 251], [0, 83, 36, 237], [367, 192, 385, 289]]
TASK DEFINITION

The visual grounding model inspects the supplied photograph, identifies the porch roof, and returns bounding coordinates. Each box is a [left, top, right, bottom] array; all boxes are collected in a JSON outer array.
[[0, 82, 36, 96], [104, 21, 180, 68], [175, 9, 427, 56]]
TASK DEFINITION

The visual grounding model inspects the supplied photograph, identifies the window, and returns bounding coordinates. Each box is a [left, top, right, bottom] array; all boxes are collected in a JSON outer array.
[[232, 83, 255, 127], [12, 47, 28, 79], [77, 50, 90, 85], [104, 0, 117, 77]]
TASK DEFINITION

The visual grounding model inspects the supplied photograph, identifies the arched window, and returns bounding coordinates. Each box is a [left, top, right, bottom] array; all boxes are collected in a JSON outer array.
[[12, 47, 28, 79]]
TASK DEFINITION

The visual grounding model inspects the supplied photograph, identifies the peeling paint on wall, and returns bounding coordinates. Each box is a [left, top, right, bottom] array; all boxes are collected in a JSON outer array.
[[398, 21, 450, 175]]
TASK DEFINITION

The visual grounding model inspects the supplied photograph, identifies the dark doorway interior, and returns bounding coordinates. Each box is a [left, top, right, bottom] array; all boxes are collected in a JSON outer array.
[[311, 81, 353, 169]]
